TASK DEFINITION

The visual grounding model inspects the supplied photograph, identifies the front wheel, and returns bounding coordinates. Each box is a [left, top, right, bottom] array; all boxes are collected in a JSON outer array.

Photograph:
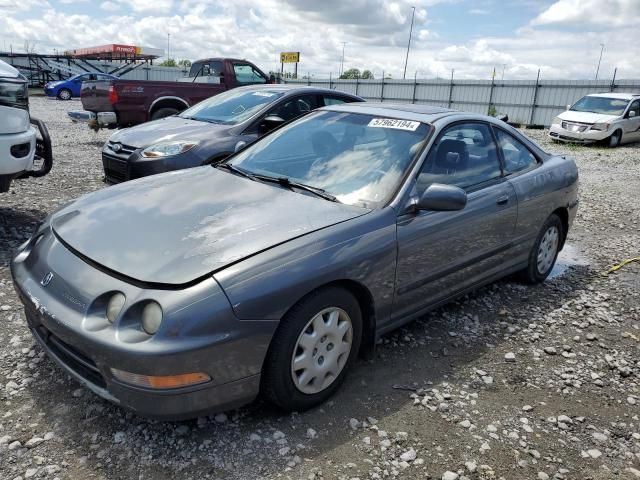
[[57, 88, 72, 100], [261, 287, 362, 411], [519, 214, 563, 283], [607, 130, 622, 148]]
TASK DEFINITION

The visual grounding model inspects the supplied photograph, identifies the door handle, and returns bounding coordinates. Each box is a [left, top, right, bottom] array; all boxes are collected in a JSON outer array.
[[496, 195, 509, 206]]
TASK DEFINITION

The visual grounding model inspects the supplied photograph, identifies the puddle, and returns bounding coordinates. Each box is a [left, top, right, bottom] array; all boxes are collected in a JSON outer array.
[[548, 243, 590, 279]]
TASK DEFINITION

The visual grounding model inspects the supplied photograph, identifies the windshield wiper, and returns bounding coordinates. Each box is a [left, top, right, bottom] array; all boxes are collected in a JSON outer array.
[[215, 163, 257, 180], [191, 117, 224, 124], [254, 174, 341, 203]]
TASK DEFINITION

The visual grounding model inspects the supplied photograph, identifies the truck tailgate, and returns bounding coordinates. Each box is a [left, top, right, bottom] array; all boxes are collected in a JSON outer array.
[[80, 80, 113, 112]]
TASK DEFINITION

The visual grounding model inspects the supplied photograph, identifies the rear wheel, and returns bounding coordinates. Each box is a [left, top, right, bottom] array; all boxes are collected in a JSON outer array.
[[608, 130, 622, 148], [519, 214, 563, 283], [57, 88, 72, 100], [261, 287, 362, 411], [150, 107, 179, 121]]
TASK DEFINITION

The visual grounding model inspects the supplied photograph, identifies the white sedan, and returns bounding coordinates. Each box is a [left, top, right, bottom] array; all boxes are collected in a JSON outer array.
[[549, 92, 640, 147]]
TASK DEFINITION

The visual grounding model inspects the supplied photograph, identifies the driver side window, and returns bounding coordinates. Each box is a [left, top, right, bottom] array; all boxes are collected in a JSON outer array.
[[494, 129, 538, 174], [628, 100, 640, 117], [417, 123, 501, 194]]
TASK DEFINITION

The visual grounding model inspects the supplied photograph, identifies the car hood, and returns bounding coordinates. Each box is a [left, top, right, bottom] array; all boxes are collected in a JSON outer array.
[[109, 116, 231, 148], [50, 167, 368, 286], [558, 111, 619, 124]]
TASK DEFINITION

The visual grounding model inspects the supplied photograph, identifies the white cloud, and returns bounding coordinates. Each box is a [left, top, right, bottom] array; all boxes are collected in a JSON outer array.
[[0, 0, 49, 11], [0, 0, 638, 80], [532, 0, 640, 27], [100, 1, 119, 12]]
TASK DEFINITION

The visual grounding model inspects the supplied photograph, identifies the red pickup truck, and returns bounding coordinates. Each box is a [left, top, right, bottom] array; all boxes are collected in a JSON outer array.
[[69, 58, 272, 129]]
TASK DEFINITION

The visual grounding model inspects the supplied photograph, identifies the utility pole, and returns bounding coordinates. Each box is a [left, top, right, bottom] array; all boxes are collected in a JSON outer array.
[[167, 33, 171, 62], [501, 64, 506, 80], [595, 43, 604, 80], [339, 42, 346, 77], [403, 6, 416, 80]]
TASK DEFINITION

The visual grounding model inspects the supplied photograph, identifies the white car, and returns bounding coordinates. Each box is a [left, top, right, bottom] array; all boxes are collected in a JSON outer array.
[[549, 93, 640, 147], [0, 60, 52, 192]]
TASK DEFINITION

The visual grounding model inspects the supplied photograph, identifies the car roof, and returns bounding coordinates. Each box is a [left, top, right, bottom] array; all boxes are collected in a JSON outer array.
[[233, 83, 362, 98], [321, 102, 462, 123], [586, 92, 640, 100]]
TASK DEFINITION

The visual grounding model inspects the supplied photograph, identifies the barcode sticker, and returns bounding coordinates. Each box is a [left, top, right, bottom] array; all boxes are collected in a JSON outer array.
[[368, 118, 420, 131]]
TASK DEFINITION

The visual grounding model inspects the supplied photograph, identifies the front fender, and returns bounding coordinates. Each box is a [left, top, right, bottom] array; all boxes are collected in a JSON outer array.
[[214, 208, 397, 330]]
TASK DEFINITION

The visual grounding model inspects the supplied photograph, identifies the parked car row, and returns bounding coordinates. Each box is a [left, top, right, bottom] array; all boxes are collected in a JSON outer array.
[[11, 74, 580, 418]]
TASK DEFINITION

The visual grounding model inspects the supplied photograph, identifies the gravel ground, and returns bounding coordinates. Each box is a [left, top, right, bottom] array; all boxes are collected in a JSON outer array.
[[1, 97, 639, 480]]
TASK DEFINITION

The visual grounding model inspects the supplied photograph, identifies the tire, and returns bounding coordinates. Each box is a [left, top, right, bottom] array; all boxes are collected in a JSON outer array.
[[57, 88, 72, 100], [519, 214, 563, 284], [608, 130, 622, 148], [150, 107, 179, 121], [261, 287, 362, 412]]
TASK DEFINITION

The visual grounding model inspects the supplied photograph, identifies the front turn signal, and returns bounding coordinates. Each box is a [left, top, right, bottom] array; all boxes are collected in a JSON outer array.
[[111, 368, 210, 389]]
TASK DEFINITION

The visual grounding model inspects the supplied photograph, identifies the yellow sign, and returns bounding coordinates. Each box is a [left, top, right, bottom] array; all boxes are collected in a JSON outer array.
[[280, 52, 300, 63]]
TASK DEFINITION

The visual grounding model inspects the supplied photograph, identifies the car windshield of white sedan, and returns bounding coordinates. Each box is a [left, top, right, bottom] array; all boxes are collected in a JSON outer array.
[[228, 111, 430, 208], [571, 96, 629, 115], [179, 89, 285, 125]]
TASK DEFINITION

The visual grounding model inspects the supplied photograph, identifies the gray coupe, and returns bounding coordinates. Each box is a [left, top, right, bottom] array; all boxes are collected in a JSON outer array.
[[11, 103, 579, 419]]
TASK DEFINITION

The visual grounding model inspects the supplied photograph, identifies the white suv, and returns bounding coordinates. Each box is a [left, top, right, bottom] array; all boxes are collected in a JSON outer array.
[[0, 60, 52, 192], [549, 93, 640, 147]]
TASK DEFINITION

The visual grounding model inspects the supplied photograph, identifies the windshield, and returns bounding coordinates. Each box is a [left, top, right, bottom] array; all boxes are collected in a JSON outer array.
[[179, 89, 284, 125], [226, 111, 430, 208], [570, 96, 629, 115]]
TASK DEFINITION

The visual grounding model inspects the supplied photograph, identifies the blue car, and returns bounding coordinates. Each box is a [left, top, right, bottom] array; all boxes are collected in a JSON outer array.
[[44, 73, 118, 100]]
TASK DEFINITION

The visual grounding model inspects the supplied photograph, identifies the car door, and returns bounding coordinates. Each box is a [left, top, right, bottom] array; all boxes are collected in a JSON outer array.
[[393, 122, 517, 321], [623, 100, 640, 142]]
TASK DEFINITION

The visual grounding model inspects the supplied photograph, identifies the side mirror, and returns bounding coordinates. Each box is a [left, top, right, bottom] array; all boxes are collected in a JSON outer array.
[[628, 110, 637, 118], [416, 183, 467, 212], [260, 115, 285, 134], [496, 113, 509, 122], [566, 104, 571, 111]]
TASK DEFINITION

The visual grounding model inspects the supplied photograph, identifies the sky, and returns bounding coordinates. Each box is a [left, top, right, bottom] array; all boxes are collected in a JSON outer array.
[[0, 0, 638, 80]]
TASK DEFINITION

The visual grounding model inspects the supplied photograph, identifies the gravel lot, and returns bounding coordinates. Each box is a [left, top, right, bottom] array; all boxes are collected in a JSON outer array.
[[1, 97, 639, 480]]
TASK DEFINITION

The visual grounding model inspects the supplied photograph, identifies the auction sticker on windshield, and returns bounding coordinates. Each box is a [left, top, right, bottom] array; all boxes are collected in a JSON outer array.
[[368, 118, 420, 131]]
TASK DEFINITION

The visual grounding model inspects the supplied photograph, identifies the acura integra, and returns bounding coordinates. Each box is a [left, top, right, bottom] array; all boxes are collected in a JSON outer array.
[[11, 103, 579, 419]]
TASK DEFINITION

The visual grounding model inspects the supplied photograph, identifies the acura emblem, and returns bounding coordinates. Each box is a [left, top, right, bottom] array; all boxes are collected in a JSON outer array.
[[111, 143, 122, 153], [41, 272, 54, 287]]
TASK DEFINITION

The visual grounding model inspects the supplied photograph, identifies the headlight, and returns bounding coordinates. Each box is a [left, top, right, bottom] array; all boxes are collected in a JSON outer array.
[[590, 123, 610, 131], [106, 293, 126, 323], [141, 302, 163, 334], [141, 141, 199, 158]]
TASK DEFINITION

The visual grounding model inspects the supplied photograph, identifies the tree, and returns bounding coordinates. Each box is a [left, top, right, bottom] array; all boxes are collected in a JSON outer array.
[[159, 58, 191, 68], [339, 68, 361, 79], [340, 68, 375, 80]]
